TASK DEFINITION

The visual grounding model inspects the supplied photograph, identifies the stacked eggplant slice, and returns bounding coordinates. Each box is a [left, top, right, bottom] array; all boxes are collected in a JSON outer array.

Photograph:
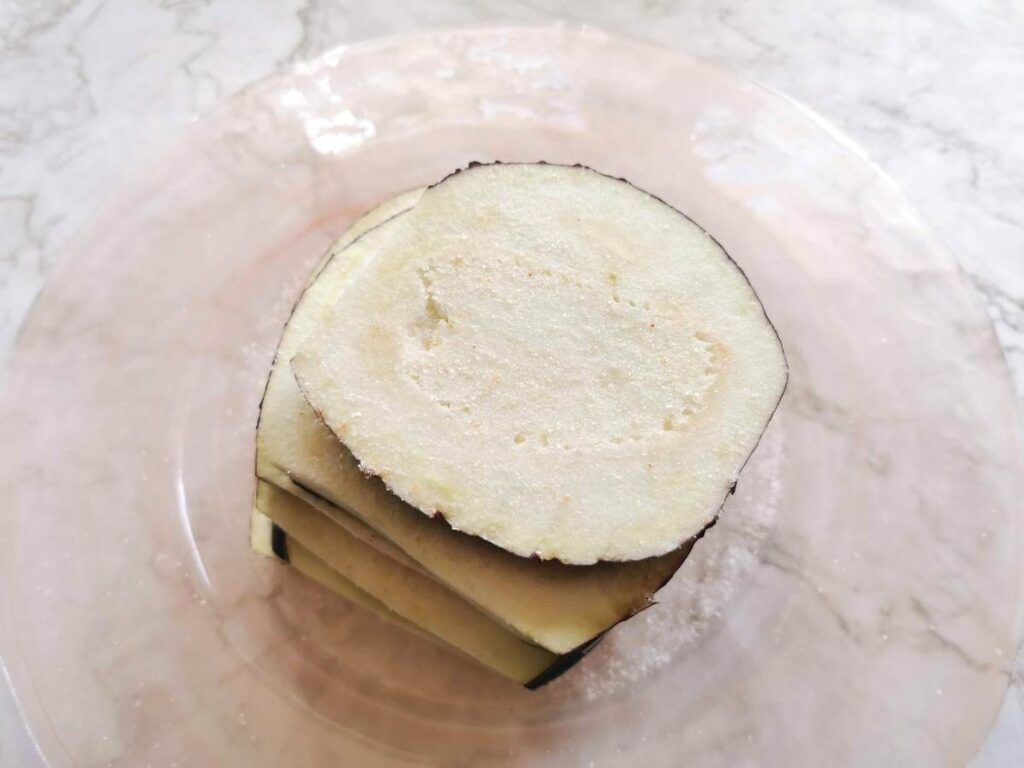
[[251, 164, 787, 687]]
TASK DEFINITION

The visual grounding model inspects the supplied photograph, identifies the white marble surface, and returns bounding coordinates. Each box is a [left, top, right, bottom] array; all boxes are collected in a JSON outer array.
[[0, 2, 1021, 764]]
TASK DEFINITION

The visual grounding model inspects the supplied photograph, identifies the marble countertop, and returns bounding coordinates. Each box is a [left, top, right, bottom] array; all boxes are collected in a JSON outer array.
[[1, 1, 1021, 764]]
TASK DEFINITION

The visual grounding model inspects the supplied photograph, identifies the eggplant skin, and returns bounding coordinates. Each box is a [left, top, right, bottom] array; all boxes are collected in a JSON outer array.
[[271, 523, 290, 563], [525, 633, 606, 689]]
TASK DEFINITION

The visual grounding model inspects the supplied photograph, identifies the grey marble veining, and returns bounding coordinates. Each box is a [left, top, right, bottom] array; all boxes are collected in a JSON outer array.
[[1, 2, 1022, 764]]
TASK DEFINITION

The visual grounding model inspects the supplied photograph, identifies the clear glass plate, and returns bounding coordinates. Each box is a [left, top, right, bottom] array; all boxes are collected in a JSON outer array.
[[1, 25, 1021, 767]]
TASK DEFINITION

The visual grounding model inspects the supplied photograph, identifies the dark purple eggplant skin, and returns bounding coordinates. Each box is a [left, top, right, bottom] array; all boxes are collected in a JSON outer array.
[[525, 633, 607, 689], [270, 523, 290, 562]]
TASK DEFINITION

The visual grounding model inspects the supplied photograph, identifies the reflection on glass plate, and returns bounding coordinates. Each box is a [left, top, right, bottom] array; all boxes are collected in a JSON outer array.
[[0, 26, 1021, 767]]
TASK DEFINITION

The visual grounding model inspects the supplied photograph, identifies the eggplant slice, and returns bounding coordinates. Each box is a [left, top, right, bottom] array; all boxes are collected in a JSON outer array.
[[293, 163, 787, 564]]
